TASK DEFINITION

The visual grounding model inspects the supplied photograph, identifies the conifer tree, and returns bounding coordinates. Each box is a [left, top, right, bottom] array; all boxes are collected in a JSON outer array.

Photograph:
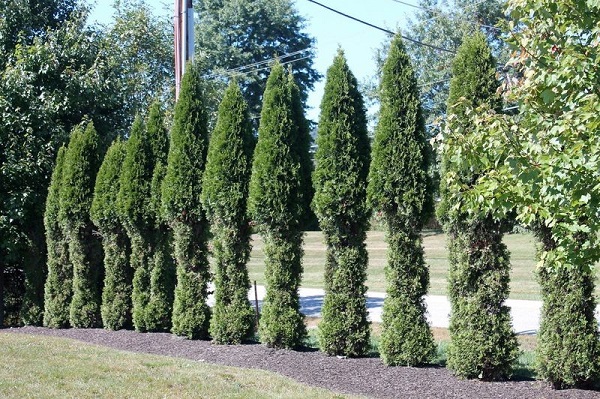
[[117, 116, 154, 332], [313, 50, 371, 357], [248, 62, 308, 348], [162, 64, 211, 339], [59, 122, 103, 328], [367, 34, 435, 366], [145, 101, 175, 332], [287, 70, 315, 230], [43, 146, 72, 328], [438, 32, 518, 380], [91, 138, 132, 330], [201, 82, 255, 344], [535, 224, 600, 388]]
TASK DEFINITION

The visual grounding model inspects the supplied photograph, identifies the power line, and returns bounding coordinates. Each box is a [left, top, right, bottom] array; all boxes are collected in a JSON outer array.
[[205, 52, 311, 80], [420, 0, 499, 29], [305, 0, 456, 54], [391, 0, 500, 30], [213, 49, 310, 76]]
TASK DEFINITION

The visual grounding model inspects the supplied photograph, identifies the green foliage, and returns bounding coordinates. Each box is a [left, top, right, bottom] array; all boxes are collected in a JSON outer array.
[[0, 4, 129, 326], [367, 34, 435, 366], [146, 100, 170, 166], [201, 82, 255, 344], [367, 0, 507, 124], [312, 50, 371, 357], [117, 116, 154, 332], [248, 62, 307, 348], [162, 64, 211, 339], [444, 221, 519, 379], [102, 0, 175, 124], [43, 146, 72, 328], [439, 1, 600, 385], [91, 139, 132, 330], [145, 227, 175, 332], [144, 101, 175, 333], [287, 71, 316, 230], [195, 0, 321, 122], [439, 32, 520, 379], [536, 231, 600, 388], [118, 116, 154, 231], [59, 122, 103, 328]]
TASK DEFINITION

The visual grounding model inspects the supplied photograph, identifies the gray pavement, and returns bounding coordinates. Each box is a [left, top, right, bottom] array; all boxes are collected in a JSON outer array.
[[231, 285, 600, 335]]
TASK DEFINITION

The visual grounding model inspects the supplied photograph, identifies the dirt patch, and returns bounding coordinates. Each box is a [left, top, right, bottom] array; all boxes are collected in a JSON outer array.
[[4, 327, 599, 399]]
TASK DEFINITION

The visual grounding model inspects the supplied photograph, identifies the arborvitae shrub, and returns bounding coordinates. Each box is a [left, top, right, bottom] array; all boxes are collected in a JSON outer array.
[[439, 32, 518, 380], [145, 161, 176, 332], [144, 101, 175, 332], [91, 138, 132, 330], [367, 34, 435, 366], [248, 62, 308, 348], [43, 146, 72, 328], [162, 64, 211, 339], [534, 227, 600, 389], [117, 116, 155, 332], [59, 122, 103, 328], [201, 82, 255, 344], [312, 50, 371, 357], [287, 71, 316, 231]]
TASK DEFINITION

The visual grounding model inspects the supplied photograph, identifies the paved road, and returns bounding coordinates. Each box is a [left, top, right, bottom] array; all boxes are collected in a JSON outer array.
[[222, 285, 600, 335]]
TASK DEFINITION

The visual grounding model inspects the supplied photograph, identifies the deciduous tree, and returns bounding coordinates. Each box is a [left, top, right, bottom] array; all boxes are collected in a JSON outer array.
[[442, 0, 600, 387]]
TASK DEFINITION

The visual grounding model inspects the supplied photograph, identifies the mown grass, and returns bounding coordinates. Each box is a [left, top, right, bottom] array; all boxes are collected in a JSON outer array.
[[0, 333, 354, 399], [247, 230, 565, 300]]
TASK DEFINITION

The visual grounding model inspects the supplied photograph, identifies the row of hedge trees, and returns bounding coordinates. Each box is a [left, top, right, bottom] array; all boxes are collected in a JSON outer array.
[[40, 30, 592, 389], [41, 34, 440, 361]]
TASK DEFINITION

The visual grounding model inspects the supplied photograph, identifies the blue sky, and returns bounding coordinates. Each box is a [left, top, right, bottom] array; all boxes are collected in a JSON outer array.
[[89, 0, 415, 121]]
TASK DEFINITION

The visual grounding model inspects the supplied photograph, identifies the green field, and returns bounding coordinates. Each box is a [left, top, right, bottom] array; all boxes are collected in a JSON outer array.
[[0, 333, 352, 399], [247, 231, 567, 301]]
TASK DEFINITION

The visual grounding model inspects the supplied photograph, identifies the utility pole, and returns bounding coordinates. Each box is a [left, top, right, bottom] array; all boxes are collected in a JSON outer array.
[[174, 0, 194, 100]]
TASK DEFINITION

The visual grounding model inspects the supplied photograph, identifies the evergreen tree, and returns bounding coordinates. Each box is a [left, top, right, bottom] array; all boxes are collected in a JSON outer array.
[[438, 32, 518, 380], [59, 122, 103, 328], [530, 223, 600, 388], [162, 64, 211, 339], [248, 62, 308, 348], [195, 0, 320, 124], [287, 70, 316, 230], [201, 82, 255, 344], [117, 115, 154, 332], [43, 146, 72, 328], [90, 138, 132, 330], [367, 34, 435, 366], [145, 101, 175, 332], [313, 50, 371, 357]]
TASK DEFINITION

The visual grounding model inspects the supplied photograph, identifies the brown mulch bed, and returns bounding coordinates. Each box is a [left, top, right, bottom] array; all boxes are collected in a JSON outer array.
[[4, 327, 600, 399]]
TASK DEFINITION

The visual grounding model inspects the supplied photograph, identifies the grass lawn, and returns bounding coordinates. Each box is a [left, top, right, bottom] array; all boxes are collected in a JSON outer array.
[[0, 333, 352, 399], [247, 230, 567, 300]]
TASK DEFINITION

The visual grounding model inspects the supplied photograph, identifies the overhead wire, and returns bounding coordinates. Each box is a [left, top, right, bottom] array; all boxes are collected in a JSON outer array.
[[204, 51, 312, 80], [416, 0, 501, 30], [206, 48, 310, 77], [305, 0, 456, 54], [203, 0, 512, 96]]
